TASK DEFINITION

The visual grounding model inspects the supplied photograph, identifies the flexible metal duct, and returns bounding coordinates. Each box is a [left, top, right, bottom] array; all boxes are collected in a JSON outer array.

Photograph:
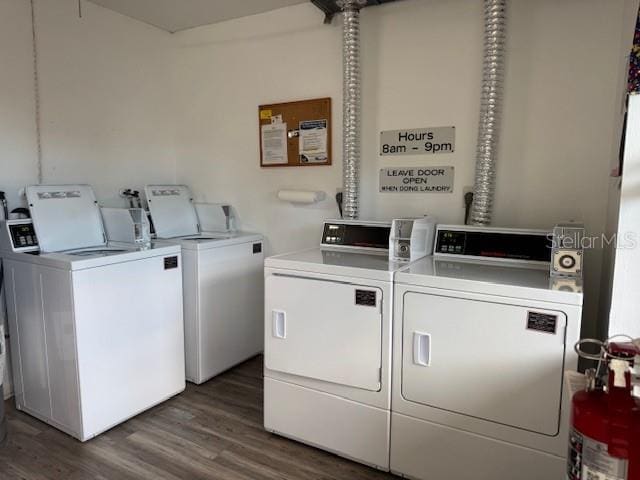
[[339, 0, 366, 220], [469, 0, 507, 225]]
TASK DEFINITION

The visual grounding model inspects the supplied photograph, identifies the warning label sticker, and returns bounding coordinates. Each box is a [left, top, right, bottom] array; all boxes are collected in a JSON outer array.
[[567, 429, 628, 480], [526, 311, 558, 334]]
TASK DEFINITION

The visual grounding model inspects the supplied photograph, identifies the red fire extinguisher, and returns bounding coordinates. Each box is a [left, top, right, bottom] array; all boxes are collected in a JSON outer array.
[[568, 339, 640, 480]]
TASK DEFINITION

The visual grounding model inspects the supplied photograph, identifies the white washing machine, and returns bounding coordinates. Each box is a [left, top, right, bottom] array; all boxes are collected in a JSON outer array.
[[390, 225, 583, 480], [0, 185, 185, 441], [264, 219, 409, 470], [145, 185, 264, 384]]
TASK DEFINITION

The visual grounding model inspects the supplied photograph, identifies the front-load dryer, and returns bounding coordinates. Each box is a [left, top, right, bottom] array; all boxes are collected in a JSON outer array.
[[264, 219, 414, 470], [145, 185, 264, 384], [1, 185, 185, 441], [390, 225, 583, 480]]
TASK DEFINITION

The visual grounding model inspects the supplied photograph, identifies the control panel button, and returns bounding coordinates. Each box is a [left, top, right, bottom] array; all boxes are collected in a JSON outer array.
[[9, 221, 39, 250]]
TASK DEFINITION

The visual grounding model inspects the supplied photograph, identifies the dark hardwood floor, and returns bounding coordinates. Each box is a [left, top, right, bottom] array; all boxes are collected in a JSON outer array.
[[0, 356, 395, 480]]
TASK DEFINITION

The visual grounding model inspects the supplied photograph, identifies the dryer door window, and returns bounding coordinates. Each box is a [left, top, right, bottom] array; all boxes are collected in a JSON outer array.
[[265, 274, 383, 391], [401, 291, 567, 436]]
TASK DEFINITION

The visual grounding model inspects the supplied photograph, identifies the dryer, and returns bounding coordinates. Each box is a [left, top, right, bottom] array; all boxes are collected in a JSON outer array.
[[264, 219, 411, 470], [1, 185, 185, 441], [390, 225, 583, 480], [145, 185, 264, 384]]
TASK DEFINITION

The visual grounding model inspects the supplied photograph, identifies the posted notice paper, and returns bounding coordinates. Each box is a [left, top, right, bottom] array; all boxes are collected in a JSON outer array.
[[299, 119, 328, 163], [261, 122, 288, 165]]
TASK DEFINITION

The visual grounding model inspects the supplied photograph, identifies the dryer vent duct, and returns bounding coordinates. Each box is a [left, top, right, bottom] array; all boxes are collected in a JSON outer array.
[[469, 0, 507, 226], [339, 0, 365, 220], [314, 0, 400, 220], [311, 0, 398, 24]]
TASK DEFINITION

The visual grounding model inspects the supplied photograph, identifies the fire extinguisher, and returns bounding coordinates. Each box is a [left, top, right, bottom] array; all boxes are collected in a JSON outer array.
[[568, 337, 640, 480]]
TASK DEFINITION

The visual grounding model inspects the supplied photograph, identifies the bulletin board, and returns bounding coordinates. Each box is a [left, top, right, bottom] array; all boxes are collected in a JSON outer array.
[[259, 97, 332, 168]]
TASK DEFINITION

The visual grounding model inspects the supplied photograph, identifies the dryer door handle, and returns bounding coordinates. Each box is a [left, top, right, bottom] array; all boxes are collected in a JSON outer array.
[[272, 310, 286, 339], [413, 332, 431, 367]]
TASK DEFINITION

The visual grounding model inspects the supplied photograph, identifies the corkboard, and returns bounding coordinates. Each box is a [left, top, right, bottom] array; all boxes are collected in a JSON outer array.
[[259, 97, 332, 167]]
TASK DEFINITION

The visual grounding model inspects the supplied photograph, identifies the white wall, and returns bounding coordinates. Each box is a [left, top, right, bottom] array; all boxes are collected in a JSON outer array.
[[170, 5, 343, 253], [0, 0, 38, 209], [1, 0, 178, 209], [33, 0, 176, 206], [171, 0, 637, 337]]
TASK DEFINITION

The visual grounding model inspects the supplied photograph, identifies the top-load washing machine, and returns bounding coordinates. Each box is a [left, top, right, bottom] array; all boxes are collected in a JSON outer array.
[[264, 219, 434, 470], [145, 185, 264, 384], [390, 224, 583, 480], [0, 185, 185, 441]]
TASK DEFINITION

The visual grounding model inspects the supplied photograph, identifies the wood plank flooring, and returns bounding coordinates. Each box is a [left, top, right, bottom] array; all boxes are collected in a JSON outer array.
[[0, 356, 395, 480]]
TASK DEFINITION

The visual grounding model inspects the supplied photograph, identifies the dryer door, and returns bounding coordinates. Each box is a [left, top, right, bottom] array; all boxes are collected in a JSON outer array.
[[401, 291, 567, 436], [265, 274, 383, 391]]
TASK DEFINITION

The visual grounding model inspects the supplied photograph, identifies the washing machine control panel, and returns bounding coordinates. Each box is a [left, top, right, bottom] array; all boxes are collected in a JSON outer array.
[[5, 219, 39, 253], [322, 221, 391, 251], [435, 226, 551, 263]]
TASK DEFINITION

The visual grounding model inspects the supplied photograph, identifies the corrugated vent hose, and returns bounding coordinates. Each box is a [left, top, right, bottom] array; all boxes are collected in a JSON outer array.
[[339, 0, 366, 220], [469, 0, 507, 226]]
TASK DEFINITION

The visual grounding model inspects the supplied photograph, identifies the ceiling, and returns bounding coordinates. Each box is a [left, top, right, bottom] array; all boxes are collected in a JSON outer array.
[[87, 0, 308, 33]]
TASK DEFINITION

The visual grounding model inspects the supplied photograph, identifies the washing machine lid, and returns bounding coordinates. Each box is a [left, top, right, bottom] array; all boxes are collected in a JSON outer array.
[[145, 185, 200, 238], [26, 185, 107, 253]]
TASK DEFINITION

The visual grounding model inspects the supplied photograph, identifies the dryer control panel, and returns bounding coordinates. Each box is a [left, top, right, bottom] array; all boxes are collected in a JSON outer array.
[[3, 219, 39, 253], [434, 225, 552, 264], [322, 220, 391, 251]]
